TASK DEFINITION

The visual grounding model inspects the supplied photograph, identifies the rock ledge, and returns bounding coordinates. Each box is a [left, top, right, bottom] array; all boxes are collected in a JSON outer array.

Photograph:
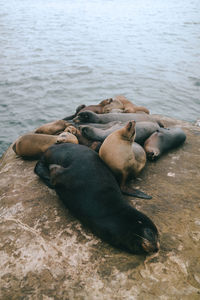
[[0, 115, 200, 299]]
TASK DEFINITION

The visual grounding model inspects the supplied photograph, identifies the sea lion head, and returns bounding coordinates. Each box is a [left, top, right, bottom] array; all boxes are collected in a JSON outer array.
[[73, 111, 99, 123], [144, 131, 161, 160], [123, 210, 159, 254], [56, 132, 78, 144], [64, 125, 79, 135], [81, 126, 92, 137], [121, 121, 136, 141]]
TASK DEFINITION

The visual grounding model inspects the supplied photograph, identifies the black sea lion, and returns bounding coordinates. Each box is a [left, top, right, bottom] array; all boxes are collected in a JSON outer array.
[[13, 132, 78, 158], [73, 111, 162, 125], [34, 143, 159, 254], [99, 121, 151, 199], [144, 127, 186, 160], [81, 121, 160, 144]]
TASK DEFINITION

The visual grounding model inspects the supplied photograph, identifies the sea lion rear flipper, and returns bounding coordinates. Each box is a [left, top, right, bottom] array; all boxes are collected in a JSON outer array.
[[121, 186, 152, 199]]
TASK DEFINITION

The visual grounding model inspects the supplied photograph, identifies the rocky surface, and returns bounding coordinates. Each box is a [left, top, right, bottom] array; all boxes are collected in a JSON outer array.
[[0, 115, 200, 300]]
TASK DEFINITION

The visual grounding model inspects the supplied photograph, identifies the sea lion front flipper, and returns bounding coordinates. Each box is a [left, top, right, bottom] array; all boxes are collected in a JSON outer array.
[[121, 186, 152, 199]]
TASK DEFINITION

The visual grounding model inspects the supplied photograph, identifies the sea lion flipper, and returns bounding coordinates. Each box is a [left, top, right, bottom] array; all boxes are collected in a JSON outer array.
[[121, 186, 152, 199], [63, 104, 86, 121]]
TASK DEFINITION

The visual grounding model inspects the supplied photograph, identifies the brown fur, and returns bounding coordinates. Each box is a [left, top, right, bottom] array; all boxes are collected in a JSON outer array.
[[103, 95, 150, 114], [77, 98, 113, 115], [13, 132, 78, 158], [99, 121, 146, 189], [35, 120, 70, 135]]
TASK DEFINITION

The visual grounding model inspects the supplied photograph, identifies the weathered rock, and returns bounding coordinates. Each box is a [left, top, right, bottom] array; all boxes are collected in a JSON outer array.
[[0, 115, 200, 300]]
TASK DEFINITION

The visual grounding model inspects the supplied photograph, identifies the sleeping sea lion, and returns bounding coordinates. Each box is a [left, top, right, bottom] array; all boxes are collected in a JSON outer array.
[[99, 121, 151, 199], [81, 121, 161, 144], [63, 98, 113, 120], [64, 125, 102, 152], [73, 111, 162, 125], [35, 120, 70, 135], [34, 143, 159, 254], [144, 127, 186, 160], [13, 132, 78, 158], [103, 95, 150, 114]]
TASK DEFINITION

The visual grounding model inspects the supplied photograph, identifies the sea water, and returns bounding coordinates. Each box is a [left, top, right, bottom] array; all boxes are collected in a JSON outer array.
[[0, 0, 200, 156]]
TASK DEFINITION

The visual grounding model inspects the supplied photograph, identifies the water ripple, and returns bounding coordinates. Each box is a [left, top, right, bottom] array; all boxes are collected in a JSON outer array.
[[0, 0, 200, 156]]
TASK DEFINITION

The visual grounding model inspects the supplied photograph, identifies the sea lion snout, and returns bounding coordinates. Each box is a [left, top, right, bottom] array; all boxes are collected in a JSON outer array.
[[142, 228, 159, 253], [142, 239, 160, 253]]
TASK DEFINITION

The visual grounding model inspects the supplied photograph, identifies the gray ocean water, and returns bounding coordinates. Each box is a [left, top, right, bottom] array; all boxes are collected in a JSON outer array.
[[0, 0, 200, 157]]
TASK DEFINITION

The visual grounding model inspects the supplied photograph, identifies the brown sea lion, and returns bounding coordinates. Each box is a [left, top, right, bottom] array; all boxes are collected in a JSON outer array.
[[144, 127, 186, 160], [103, 95, 150, 114], [62, 104, 86, 120], [34, 143, 159, 254], [35, 120, 70, 135], [63, 98, 113, 120], [13, 132, 78, 158], [99, 121, 151, 199]]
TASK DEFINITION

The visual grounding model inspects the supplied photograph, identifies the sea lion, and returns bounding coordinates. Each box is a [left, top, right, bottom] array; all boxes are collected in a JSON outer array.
[[103, 95, 150, 114], [77, 98, 113, 114], [81, 121, 161, 144], [13, 132, 78, 158], [73, 111, 162, 125], [144, 127, 186, 160], [63, 98, 113, 120], [35, 120, 70, 135], [64, 125, 102, 152], [34, 143, 159, 254], [99, 121, 151, 199]]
